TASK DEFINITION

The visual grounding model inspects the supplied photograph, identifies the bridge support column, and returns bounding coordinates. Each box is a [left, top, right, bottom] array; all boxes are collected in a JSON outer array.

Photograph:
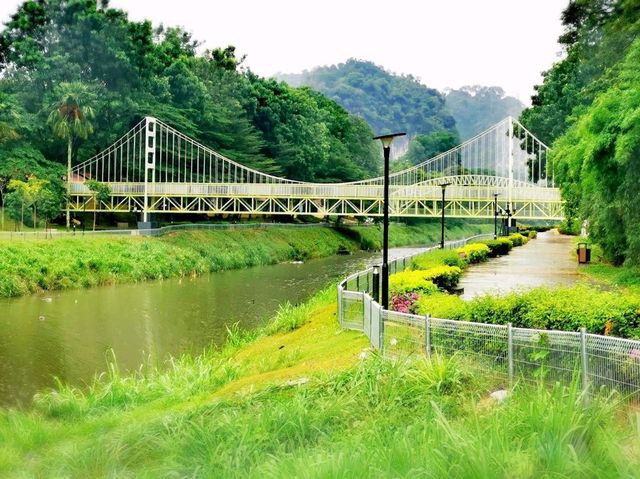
[[508, 116, 514, 229], [143, 117, 157, 224]]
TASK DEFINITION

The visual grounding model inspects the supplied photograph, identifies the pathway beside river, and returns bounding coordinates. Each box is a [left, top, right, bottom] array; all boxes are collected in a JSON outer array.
[[460, 230, 579, 299]]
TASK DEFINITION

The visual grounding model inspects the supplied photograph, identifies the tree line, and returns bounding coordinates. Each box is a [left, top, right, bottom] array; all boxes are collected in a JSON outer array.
[[521, 0, 640, 265], [0, 0, 381, 229]]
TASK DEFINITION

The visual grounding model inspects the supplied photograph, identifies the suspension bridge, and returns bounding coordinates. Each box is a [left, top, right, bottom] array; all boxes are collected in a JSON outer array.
[[69, 116, 563, 223]]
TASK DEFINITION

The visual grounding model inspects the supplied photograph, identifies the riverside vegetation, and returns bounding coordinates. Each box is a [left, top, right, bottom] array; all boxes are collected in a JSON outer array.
[[0, 220, 493, 298], [389, 231, 640, 340], [1, 238, 640, 476]]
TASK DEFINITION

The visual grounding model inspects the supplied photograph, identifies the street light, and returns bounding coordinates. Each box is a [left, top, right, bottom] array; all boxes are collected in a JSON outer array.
[[493, 193, 500, 239], [440, 182, 452, 249], [373, 132, 406, 310]]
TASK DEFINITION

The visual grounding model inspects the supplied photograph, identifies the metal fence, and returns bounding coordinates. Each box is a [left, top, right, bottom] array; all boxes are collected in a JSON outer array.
[[337, 235, 640, 400]]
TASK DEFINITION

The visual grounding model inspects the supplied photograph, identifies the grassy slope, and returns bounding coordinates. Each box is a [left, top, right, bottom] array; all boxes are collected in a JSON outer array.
[[0, 220, 493, 298], [2, 242, 640, 476]]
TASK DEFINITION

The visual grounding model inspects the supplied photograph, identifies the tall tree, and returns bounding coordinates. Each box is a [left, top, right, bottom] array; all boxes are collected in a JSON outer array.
[[47, 81, 96, 229]]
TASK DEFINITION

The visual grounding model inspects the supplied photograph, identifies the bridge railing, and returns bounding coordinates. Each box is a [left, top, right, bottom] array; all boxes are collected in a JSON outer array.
[[338, 236, 640, 400], [70, 181, 563, 202]]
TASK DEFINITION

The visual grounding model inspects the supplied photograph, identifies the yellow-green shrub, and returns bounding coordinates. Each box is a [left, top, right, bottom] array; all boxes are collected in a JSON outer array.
[[456, 243, 490, 264], [481, 238, 513, 257], [410, 249, 465, 270], [389, 270, 438, 295], [508, 233, 528, 246]]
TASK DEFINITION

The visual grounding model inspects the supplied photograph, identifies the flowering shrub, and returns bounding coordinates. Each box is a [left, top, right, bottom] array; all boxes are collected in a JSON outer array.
[[391, 292, 420, 313]]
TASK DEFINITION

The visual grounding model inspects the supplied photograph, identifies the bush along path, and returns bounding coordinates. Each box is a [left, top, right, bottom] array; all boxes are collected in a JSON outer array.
[[388, 233, 528, 313], [388, 231, 640, 340]]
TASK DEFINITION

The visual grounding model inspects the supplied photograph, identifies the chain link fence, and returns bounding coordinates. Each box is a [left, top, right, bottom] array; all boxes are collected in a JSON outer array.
[[338, 235, 640, 400]]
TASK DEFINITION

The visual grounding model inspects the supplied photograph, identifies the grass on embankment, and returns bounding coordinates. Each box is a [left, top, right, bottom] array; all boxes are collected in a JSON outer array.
[[0, 220, 493, 298], [1, 285, 638, 477]]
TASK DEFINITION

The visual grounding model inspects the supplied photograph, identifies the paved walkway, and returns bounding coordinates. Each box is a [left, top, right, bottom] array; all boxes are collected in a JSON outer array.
[[460, 230, 580, 299]]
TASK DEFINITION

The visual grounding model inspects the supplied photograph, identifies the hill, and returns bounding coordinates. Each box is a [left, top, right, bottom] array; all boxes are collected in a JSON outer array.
[[445, 86, 524, 140], [277, 59, 456, 139]]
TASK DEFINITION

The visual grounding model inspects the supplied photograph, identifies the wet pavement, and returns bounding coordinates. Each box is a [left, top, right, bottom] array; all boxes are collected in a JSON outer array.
[[459, 230, 580, 300]]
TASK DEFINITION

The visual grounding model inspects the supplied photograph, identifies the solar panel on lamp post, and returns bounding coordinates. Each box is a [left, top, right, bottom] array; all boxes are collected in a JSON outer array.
[[373, 132, 405, 310]]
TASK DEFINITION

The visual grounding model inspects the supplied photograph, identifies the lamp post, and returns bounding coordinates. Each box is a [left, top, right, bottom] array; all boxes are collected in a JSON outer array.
[[493, 193, 500, 239], [373, 132, 405, 310], [440, 182, 452, 249]]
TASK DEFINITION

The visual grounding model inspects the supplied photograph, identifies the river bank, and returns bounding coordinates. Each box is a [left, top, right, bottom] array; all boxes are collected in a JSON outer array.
[[0, 220, 493, 298]]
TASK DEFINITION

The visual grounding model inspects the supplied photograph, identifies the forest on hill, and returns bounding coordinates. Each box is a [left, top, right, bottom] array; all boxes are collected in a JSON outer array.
[[0, 0, 381, 227], [444, 86, 524, 140], [278, 59, 456, 139], [521, 0, 640, 264], [280, 61, 524, 165]]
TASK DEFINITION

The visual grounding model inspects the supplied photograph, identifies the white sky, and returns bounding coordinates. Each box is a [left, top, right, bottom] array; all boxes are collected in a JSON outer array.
[[0, 0, 569, 104]]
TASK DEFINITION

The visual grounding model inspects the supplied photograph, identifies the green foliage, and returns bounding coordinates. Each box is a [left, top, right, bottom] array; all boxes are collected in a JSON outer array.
[[401, 130, 460, 165], [520, 0, 640, 145], [389, 270, 438, 295], [520, 0, 640, 264], [507, 233, 528, 247], [393, 265, 461, 292], [410, 249, 466, 270], [445, 86, 524, 140], [558, 220, 581, 236], [278, 59, 457, 137], [0, 1, 379, 185], [480, 238, 513, 257], [458, 285, 640, 338], [456, 243, 490, 264], [550, 37, 640, 264]]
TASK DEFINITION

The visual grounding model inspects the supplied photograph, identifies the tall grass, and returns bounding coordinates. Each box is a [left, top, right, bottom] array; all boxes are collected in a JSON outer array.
[[3, 355, 636, 477]]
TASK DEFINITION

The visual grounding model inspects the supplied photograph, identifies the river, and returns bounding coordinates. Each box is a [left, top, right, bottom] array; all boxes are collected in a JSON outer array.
[[0, 247, 425, 407]]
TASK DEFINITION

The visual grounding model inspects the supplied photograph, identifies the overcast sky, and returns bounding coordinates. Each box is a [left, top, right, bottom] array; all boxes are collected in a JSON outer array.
[[0, 1, 569, 104]]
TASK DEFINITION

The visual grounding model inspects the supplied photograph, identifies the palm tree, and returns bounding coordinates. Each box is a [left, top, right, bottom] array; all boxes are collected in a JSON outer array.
[[47, 82, 96, 229]]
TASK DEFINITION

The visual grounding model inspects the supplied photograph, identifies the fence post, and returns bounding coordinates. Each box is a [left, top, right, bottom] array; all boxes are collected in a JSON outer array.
[[425, 314, 431, 359], [379, 308, 385, 354], [337, 286, 343, 326], [581, 327, 589, 400], [508, 323, 514, 386]]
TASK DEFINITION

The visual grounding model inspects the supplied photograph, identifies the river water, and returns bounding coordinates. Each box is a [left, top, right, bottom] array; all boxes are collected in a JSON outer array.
[[0, 247, 425, 407]]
